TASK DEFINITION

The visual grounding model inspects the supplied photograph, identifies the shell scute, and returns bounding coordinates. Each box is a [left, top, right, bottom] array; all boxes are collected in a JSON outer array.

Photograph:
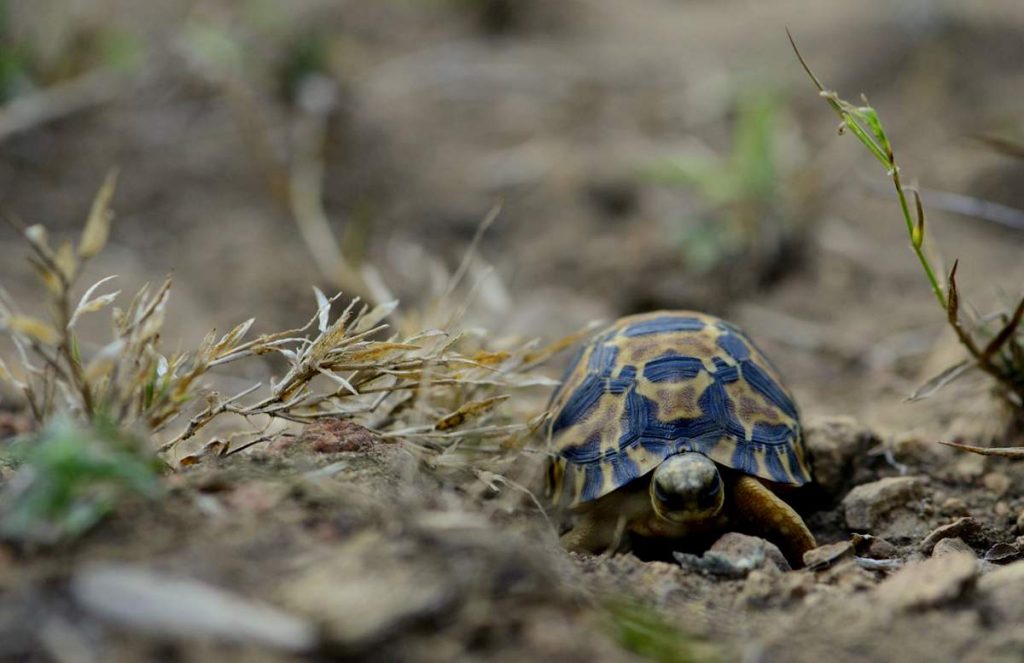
[[547, 311, 811, 507]]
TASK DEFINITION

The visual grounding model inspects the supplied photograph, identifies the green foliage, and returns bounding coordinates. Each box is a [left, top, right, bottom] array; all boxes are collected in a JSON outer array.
[[181, 19, 246, 76], [0, 418, 163, 545], [641, 89, 787, 273], [279, 33, 329, 102], [0, 0, 142, 103], [604, 599, 709, 663], [0, 0, 29, 102]]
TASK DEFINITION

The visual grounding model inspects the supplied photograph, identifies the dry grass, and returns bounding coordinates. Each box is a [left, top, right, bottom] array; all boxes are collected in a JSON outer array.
[[0, 176, 563, 466], [0, 172, 577, 543]]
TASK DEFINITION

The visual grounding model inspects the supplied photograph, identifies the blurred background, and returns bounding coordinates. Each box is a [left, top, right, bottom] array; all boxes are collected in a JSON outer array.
[[2, 0, 1024, 436]]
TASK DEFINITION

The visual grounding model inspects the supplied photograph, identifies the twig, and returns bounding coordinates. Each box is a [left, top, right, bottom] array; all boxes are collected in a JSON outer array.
[[939, 440, 1024, 458], [0, 69, 134, 142]]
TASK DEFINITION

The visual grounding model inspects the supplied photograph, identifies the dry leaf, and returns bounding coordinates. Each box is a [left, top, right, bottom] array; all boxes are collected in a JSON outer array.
[[6, 315, 59, 345], [313, 287, 330, 333], [55, 240, 78, 282], [78, 170, 118, 259], [435, 395, 509, 431]]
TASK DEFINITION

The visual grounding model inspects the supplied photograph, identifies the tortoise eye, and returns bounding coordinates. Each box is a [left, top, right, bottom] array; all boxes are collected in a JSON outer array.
[[696, 479, 721, 509]]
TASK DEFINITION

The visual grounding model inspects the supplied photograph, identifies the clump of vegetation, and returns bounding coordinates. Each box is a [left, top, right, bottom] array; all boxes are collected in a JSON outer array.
[[789, 32, 1024, 426], [0, 175, 556, 467], [604, 599, 711, 663], [641, 87, 809, 287], [0, 173, 564, 540], [0, 417, 163, 545]]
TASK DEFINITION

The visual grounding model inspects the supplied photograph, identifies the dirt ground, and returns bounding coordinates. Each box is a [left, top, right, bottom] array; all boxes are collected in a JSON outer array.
[[3, 1, 1024, 661]]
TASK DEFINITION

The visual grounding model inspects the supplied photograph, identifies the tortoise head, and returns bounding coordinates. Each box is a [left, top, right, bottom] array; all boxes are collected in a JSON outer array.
[[649, 453, 724, 523]]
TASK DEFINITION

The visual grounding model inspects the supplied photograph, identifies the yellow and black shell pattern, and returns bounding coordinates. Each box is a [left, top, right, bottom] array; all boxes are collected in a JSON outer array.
[[547, 311, 812, 508]]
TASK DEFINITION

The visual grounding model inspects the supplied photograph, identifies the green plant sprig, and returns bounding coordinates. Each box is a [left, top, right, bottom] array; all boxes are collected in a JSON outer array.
[[788, 30, 1024, 409], [787, 30, 945, 309]]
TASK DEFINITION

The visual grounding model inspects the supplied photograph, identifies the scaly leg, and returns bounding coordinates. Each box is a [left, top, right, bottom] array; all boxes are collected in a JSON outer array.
[[560, 511, 625, 553], [730, 476, 816, 567]]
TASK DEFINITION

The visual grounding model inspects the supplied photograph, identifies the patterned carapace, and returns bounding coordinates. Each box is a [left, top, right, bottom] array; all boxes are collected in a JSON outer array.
[[547, 311, 812, 508]]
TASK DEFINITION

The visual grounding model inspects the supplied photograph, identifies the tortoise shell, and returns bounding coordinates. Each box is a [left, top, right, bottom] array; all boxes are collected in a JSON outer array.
[[547, 311, 812, 508]]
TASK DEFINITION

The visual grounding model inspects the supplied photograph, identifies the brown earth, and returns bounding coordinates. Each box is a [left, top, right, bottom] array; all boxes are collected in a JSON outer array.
[[3, 1, 1024, 661]]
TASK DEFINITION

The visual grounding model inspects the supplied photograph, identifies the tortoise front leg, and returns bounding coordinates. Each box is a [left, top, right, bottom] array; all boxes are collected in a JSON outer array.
[[729, 475, 816, 567], [560, 511, 625, 554], [560, 488, 652, 553]]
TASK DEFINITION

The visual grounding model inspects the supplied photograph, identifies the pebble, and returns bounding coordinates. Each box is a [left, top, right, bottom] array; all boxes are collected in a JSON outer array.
[[983, 472, 1012, 497], [977, 560, 1024, 622], [889, 433, 944, 466], [940, 497, 969, 516], [932, 537, 974, 558], [949, 455, 986, 482], [861, 536, 897, 559], [994, 501, 1010, 517], [677, 533, 791, 578], [801, 416, 877, 497], [919, 517, 981, 554], [874, 552, 977, 611], [277, 532, 452, 645], [710, 533, 790, 571], [842, 476, 929, 540], [984, 542, 1023, 564], [72, 564, 317, 652], [1016, 509, 1024, 533], [803, 541, 854, 570]]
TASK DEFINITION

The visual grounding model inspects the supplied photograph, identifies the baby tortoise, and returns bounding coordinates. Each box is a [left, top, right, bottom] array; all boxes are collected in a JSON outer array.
[[546, 311, 816, 566]]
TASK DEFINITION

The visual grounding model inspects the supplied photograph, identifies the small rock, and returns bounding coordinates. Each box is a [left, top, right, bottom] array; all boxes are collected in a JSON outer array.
[[677, 533, 790, 578], [711, 533, 791, 572], [919, 517, 982, 554], [977, 560, 1024, 622], [983, 472, 1012, 497], [803, 541, 854, 570], [72, 565, 317, 652], [932, 537, 974, 558], [802, 416, 877, 497], [860, 536, 892, 557], [874, 552, 977, 611], [277, 532, 451, 645], [1015, 509, 1024, 533], [949, 454, 986, 482], [994, 501, 1010, 517], [852, 534, 898, 559], [842, 476, 929, 540], [889, 433, 946, 466], [984, 542, 1023, 564], [940, 497, 969, 516]]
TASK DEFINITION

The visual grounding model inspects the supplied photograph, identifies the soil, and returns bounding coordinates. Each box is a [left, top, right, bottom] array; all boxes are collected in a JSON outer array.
[[3, 1, 1024, 661]]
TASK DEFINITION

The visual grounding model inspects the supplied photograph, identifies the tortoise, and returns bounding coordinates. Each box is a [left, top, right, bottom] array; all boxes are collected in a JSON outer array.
[[546, 311, 816, 566]]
